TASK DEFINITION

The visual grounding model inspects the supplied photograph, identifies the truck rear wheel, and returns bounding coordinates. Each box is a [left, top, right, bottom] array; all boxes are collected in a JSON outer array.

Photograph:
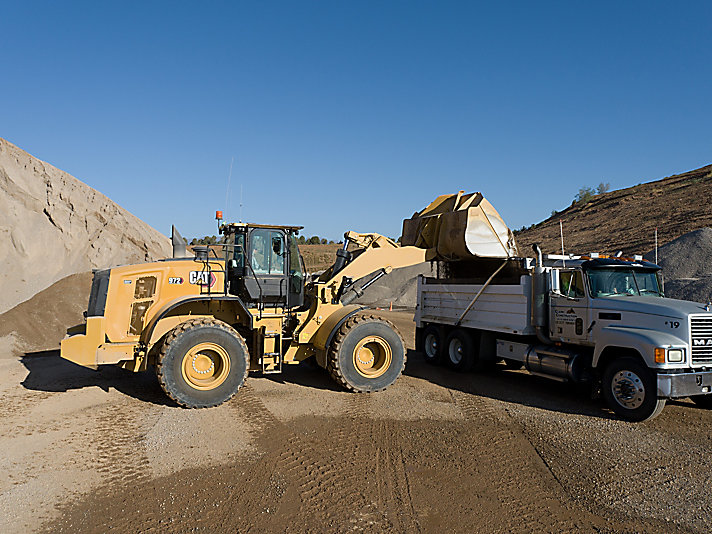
[[445, 329, 475, 372], [420, 325, 443, 365], [602, 357, 665, 422], [327, 313, 406, 392], [156, 318, 249, 408]]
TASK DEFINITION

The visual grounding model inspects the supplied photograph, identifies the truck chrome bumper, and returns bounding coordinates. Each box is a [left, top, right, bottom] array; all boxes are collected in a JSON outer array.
[[657, 371, 712, 398]]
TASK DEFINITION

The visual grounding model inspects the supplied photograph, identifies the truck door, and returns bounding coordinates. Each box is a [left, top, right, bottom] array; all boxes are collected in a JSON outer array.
[[550, 269, 590, 344]]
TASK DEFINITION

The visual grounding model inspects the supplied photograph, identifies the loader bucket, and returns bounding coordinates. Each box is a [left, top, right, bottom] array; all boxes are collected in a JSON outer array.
[[402, 191, 518, 260]]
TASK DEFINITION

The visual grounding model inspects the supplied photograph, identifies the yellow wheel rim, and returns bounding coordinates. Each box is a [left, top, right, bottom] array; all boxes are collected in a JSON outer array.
[[181, 342, 231, 390], [353, 336, 392, 378]]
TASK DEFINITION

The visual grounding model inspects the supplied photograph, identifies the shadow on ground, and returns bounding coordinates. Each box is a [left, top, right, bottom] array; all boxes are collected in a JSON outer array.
[[403, 349, 618, 420], [20, 349, 176, 406], [265, 360, 343, 391]]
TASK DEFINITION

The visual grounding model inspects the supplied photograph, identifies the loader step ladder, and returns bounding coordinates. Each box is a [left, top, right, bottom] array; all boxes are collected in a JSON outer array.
[[261, 330, 283, 374]]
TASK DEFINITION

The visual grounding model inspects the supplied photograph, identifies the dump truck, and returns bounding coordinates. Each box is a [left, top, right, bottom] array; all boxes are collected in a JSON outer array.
[[61, 214, 425, 407], [407, 191, 712, 421]]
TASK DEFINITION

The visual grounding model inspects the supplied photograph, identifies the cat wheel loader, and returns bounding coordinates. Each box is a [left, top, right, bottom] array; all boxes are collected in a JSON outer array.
[[61, 214, 425, 407]]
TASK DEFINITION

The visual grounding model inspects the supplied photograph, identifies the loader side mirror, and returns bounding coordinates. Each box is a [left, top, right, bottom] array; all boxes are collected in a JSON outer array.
[[272, 236, 283, 256]]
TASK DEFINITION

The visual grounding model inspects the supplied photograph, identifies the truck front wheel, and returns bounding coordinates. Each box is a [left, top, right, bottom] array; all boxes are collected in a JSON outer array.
[[602, 357, 665, 422], [156, 318, 249, 408]]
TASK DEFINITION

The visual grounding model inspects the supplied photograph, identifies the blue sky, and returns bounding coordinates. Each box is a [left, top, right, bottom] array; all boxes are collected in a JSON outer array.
[[2, 1, 710, 241]]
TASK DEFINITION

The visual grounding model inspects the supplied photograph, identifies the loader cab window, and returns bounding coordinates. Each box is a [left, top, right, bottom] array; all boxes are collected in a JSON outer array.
[[250, 229, 285, 275]]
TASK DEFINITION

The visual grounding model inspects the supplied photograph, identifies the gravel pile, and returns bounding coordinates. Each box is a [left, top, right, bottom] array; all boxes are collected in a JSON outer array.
[[645, 228, 712, 303]]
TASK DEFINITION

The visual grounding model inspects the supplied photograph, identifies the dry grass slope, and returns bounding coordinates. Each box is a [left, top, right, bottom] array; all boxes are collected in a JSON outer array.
[[516, 164, 712, 256]]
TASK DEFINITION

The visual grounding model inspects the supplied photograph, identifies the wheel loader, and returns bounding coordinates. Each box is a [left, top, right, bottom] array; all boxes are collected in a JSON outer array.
[[60, 213, 425, 407]]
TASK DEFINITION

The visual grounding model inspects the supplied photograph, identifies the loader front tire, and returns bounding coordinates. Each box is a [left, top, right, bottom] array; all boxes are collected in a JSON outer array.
[[156, 318, 249, 408], [327, 313, 405, 393]]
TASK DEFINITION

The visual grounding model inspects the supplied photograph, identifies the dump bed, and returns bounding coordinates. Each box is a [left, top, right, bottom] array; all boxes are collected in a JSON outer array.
[[415, 274, 534, 335]]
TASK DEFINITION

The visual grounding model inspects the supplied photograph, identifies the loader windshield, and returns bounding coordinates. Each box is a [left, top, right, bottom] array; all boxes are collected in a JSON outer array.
[[586, 268, 663, 298]]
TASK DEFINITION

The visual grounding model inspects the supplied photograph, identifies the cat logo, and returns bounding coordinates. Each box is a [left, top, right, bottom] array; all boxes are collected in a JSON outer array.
[[189, 271, 216, 288]]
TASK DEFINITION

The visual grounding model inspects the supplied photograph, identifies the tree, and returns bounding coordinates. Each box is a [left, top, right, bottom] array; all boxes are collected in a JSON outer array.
[[297, 235, 306, 245], [307, 236, 321, 245], [597, 182, 610, 194], [574, 186, 596, 205]]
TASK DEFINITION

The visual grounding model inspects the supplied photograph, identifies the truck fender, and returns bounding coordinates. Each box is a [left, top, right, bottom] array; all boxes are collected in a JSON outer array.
[[593, 325, 687, 368], [311, 305, 365, 368]]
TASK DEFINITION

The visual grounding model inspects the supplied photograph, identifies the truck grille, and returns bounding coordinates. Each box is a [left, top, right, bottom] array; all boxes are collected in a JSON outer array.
[[690, 316, 712, 365]]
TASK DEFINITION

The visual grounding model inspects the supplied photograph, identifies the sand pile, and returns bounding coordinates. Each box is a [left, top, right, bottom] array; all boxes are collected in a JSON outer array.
[[0, 138, 171, 314], [644, 228, 712, 303], [0, 272, 92, 353]]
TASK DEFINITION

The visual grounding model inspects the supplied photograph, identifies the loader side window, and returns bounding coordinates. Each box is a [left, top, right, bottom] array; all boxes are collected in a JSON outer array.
[[250, 229, 285, 275], [288, 234, 303, 294], [232, 232, 245, 271]]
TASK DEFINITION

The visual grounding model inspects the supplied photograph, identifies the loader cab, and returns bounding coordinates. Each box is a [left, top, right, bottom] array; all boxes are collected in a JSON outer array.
[[224, 223, 305, 309]]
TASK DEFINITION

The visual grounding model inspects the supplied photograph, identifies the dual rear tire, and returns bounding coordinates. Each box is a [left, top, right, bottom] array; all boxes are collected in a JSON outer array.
[[418, 325, 483, 372]]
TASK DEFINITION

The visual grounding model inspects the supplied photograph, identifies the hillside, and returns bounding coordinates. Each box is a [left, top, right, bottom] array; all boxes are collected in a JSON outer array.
[[515, 164, 712, 256], [0, 138, 171, 313]]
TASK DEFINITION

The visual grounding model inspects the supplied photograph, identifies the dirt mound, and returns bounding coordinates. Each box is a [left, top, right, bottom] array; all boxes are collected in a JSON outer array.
[[641, 228, 712, 303], [0, 272, 92, 353], [516, 164, 712, 256], [644, 227, 712, 280], [0, 138, 171, 314]]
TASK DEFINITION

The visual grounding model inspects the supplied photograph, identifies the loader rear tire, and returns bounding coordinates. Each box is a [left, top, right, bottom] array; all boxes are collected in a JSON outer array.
[[156, 318, 249, 408], [327, 313, 405, 393]]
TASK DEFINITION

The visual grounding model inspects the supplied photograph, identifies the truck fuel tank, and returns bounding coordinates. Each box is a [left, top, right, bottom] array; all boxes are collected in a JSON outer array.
[[497, 340, 588, 383]]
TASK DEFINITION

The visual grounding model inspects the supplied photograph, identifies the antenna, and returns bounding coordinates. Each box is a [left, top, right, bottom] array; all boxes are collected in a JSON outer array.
[[239, 184, 243, 223], [655, 227, 658, 264], [225, 156, 234, 218], [559, 219, 565, 268]]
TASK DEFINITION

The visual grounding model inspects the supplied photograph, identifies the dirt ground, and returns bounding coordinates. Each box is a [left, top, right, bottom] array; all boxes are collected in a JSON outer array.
[[2, 311, 711, 533]]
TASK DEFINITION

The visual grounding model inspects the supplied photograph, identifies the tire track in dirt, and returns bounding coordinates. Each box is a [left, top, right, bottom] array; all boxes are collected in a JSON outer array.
[[93, 399, 155, 487], [449, 389, 600, 532], [374, 419, 421, 533], [322, 394, 421, 532], [229, 388, 423, 533], [230, 386, 388, 532]]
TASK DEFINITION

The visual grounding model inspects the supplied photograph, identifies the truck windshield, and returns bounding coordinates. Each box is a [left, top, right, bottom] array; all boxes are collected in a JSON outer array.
[[587, 268, 663, 298]]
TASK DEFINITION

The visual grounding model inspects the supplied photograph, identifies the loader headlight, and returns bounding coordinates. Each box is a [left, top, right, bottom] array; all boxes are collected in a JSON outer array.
[[667, 349, 684, 363]]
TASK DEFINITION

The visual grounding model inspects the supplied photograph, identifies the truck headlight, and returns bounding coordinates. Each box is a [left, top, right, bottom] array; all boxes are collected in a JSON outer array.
[[668, 349, 683, 363]]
